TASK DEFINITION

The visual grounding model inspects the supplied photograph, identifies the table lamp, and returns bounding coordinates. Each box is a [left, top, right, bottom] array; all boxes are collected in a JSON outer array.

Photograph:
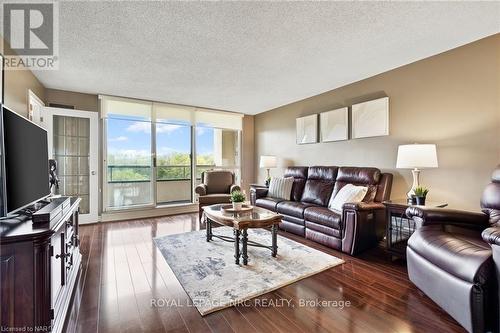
[[396, 144, 438, 202], [259, 155, 277, 186]]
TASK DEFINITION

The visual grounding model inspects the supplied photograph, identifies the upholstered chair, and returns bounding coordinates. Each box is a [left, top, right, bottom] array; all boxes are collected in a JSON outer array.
[[406, 165, 500, 333], [195, 170, 240, 219]]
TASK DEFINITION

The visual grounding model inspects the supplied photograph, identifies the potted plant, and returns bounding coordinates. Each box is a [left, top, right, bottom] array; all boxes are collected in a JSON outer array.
[[414, 186, 429, 206], [231, 190, 246, 210]]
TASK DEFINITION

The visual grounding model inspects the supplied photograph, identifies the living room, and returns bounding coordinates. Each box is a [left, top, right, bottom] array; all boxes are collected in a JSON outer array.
[[0, 2, 499, 333]]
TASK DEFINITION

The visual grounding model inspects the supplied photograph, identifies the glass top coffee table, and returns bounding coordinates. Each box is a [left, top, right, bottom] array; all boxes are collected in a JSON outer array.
[[202, 204, 282, 265]]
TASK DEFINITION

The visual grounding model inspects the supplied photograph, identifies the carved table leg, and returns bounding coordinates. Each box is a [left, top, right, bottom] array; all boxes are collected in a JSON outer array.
[[206, 217, 212, 242], [242, 229, 248, 265], [234, 229, 240, 265], [271, 224, 278, 257]]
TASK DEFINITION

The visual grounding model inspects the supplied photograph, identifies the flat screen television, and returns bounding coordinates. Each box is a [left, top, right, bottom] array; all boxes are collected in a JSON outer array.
[[0, 105, 50, 216]]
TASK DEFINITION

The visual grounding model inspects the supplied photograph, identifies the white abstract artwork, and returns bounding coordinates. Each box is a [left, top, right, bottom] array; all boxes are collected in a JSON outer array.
[[320, 107, 348, 142], [352, 97, 389, 139], [296, 114, 318, 144]]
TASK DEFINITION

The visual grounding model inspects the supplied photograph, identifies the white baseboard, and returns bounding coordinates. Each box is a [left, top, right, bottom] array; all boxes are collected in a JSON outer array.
[[101, 203, 198, 222]]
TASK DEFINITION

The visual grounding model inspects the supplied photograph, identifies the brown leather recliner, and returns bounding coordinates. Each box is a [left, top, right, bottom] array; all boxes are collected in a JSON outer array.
[[254, 166, 393, 255], [195, 170, 240, 219], [406, 165, 500, 333]]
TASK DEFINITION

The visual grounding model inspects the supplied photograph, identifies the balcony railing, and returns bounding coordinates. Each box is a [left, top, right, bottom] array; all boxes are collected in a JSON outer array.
[[107, 165, 216, 183]]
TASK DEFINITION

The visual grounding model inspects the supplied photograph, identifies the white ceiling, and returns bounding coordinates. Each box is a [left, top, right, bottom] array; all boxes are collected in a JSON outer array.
[[33, 1, 500, 115]]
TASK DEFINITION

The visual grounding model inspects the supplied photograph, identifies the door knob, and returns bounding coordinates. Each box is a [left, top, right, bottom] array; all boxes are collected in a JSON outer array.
[[91, 171, 96, 175]]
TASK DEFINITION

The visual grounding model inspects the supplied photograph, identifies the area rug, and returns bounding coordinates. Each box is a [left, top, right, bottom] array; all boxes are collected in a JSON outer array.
[[153, 227, 344, 315]]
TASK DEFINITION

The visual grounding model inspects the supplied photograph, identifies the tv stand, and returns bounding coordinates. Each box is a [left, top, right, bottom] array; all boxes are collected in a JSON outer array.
[[0, 197, 81, 333]]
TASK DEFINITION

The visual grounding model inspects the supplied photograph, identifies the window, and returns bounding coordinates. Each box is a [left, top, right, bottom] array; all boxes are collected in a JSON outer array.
[[101, 96, 243, 211], [104, 98, 153, 208], [195, 127, 240, 183]]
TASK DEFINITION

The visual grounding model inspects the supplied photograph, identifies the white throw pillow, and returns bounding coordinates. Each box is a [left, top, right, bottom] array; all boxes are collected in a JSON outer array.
[[268, 177, 294, 200], [328, 184, 368, 212]]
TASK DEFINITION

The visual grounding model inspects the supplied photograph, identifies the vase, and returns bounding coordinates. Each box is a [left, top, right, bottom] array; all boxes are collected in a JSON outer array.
[[232, 202, 243, 210], [415, 196, 426, 206]]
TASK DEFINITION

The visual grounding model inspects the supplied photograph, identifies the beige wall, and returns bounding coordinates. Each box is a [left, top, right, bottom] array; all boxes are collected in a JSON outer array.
[[241, 115, 255, 196], [2, 38, 46, 116], [254, 34, 500, 211], [45, 88, 99, 112]]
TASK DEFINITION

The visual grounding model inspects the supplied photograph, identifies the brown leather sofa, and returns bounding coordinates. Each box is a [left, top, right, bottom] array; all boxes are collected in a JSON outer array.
[[195, 170, 240, 219], [406, 165, 500, 333], [254, 166, 393, 255]]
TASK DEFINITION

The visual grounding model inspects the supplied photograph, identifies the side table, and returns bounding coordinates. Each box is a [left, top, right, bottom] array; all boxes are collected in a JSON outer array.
[[250, 184, 268, 205], [383, 199, 447, 260]]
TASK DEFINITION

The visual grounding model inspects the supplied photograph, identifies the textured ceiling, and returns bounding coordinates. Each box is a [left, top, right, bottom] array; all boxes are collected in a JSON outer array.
[[32, 1, 500, 114]]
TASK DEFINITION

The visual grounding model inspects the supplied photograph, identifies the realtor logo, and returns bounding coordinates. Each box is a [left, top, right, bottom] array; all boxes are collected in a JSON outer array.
[[1, 1, 59, 70]]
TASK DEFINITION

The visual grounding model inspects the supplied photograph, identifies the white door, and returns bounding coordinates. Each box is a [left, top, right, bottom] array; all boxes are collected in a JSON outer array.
[[44, 107, 99, 224]]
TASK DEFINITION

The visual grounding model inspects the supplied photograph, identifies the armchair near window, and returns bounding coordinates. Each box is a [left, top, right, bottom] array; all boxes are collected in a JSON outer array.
[[406, 165, 500, 333], [196, 170, 240, 219]]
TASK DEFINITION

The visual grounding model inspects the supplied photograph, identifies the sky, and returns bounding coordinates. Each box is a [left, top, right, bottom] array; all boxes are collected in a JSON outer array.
[[107, 115, 214, 159]]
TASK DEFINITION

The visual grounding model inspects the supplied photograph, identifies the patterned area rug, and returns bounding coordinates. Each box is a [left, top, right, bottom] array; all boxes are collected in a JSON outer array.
[[154, 227, 344, 315]]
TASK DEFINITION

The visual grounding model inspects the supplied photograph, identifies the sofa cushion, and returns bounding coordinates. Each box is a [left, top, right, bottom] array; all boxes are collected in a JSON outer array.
[[255, 197, 283, 212], [277, 201, 317, 219], [408, 225, 492, 284], [301, 166, 338, 206], [268, 177, 294, 200], [331, 167, 381, 201], [304, 206, 342, 230], [198, 194, 232, 205], [328, 184, 368, 211], [284, 167, 309, 202]]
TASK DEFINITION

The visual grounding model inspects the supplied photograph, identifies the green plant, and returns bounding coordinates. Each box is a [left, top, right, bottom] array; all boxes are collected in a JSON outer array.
[[230, 190, 246, 203], [414, 186, 429, 198]]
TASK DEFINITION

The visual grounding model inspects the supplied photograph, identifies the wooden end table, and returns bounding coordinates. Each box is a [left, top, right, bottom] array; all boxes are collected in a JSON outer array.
[[202, 204, 281, 265], [383, 199, 448, 260]]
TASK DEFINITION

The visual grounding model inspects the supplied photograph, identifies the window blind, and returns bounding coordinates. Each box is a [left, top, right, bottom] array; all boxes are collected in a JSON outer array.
[[100, 95, 152, 120], [154, 102, 194, 125], [100, 95, 243, 130], [195, 108, 243, 130]]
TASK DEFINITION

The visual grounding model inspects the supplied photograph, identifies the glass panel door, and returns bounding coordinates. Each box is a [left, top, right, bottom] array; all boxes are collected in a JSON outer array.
[[54, 115, 90, 213], [106, 116, 153, 208], [155, 123, 192, 204], [47, 107, 99, 224]]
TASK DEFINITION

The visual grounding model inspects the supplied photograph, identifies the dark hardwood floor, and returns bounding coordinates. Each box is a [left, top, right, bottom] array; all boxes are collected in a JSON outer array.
[[70, 214, 466, 333]]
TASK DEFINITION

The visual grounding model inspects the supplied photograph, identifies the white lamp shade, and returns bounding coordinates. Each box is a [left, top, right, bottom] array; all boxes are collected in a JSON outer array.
[[396, 144, 438, 169], [259, 155, 277, 168]]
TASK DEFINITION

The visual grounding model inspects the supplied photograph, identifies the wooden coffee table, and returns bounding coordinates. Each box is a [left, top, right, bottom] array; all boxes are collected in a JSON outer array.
[[202, 204, 282, 265]]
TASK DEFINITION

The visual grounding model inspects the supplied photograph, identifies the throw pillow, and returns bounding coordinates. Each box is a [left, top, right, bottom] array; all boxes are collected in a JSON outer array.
[[329, 184, 368, 212], [268, 177, 294, 200]]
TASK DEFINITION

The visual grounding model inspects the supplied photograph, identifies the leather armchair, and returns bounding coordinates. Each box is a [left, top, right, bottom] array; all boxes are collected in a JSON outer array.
[[406, 165, 500, 333], [406, 206, 490, 230], [196, 170, 240, 219]]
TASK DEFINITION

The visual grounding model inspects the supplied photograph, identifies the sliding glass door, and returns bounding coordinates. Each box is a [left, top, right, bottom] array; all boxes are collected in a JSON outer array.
[[104, 99, 153, 209], [156, 122, 192, 204], [101, 96, 243, 211]]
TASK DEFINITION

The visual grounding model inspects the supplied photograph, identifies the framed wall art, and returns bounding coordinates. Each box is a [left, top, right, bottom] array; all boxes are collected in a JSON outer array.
[[351, 97, 389, 139], [296, 114, 318, 144], [320, 107, 348, 142]]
